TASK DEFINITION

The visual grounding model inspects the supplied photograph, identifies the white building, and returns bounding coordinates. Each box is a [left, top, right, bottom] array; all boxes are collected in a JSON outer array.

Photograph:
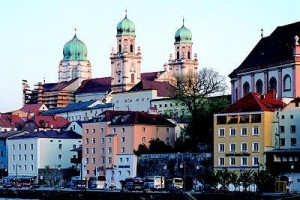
[[7, 130, 82, 183], [105, 154, 137, 189]]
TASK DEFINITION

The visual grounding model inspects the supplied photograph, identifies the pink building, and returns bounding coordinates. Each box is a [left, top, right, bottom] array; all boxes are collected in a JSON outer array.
[[82, 110, 175, 179]]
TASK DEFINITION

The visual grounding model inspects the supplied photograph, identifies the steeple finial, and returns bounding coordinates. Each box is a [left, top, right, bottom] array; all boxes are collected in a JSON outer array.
[[125, 9, 127, 18], [74, 27, 77, 37], [183, 16, 185, 26], [261, 28, 264, 38]]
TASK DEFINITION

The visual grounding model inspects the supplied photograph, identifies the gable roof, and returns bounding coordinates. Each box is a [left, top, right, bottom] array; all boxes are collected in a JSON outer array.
[[24, 115, 69, 129], [229, 21, 300, 78], [129, 80, 176, 97], [44, 78, 79, 91], [91, 110, 175, 126], [141, 71, 164, 81], [20, 104, 46, 113], [0, 114, 16, 128], [75, 77, 112, 94], [8, 130, 81, 140], [220, 92, 286, 113]]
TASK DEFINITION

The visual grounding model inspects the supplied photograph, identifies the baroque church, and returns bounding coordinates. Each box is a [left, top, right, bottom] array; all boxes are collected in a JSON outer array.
[[22, 13, 198, 110]]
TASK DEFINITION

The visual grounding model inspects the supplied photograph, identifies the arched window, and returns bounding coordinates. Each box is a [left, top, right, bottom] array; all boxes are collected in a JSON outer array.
[[130, 44, 133, 53], [71, 67, 77, 79], [118, 44, 122, 53], [131, 73, 134, 83], [177, 52, 179, 59], [283, 75, 291, 91], [188, 52, 191, 59], [256, 79, 263, 94], [243, 82, 250, 96], [269, 77, 277, 90]]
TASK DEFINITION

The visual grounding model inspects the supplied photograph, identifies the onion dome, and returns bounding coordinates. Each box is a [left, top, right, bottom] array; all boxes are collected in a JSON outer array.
[[63, 34, 87, 61], [175, 20, 192, 42], [117, 13, 135, 36]]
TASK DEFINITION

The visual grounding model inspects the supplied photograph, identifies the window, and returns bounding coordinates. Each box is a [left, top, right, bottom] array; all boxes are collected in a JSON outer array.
[[252, 142, 259, 152], [241, 157, 248, 166], [281, 115, 285, 119], [85, 129, 89, 134], [229, 128, 236, 136], [58, 154, 62, 160], [218, 128, 225, 137], [92, 148, 95, 154], [217, 116, 226, 124], [113, 128, 116, 133], [269, 77, 277, 90], [252, 126, 259, 136], [59, 144, 62, 150], [108, 147, 112, 154], [119, 158, 123, 163], [241, 142, 248, 152], [24, 144, 27, 150], [92, 158, 96, 164], [296, 102, 299, 107], [92, 138, 96, 144], [130, 44, 133, 53], [86, 158, 89, 164], [256, 79, 263, 93], [142, 137, 146, 143], [291, 138, 297, 146], [218, 143, 225, 152], [121, 147, 125, 153], [291, 125, 296, 133], [13, 145, 15, 150], [280, 138, 285, 146], [19, 144, 21, 150], [86, 138, 89, 144], [253, 157, 259, 166], [126, 157, 129, 163], [92, 129, 95, 133], [101, 148, 104, 154], [251, 114, 261, 123], [108, 157, 112, 164], [101, 138, 105, 144], [240, 115, 249, 123], [241, 127, 248, 136], [291, 115, 294, 119], [166, 137, 170, 144], [218, 157, 225, 166], [100, 128, 104, 133], [12, 155, 15, 161], [243, 82, 250, 96], [280, 126, 285, 133], [122, 128, 125, 133], [166, 128, 170, 133], [142, 127, 146, 132], [108, 138, 112, 143], [31, 144, 34, 150], [229, 157, 236, 166], [31, 154, 33, 160], [121, 137, 125, 142], [73, 144, 76, 149], [19, 154, 21, 161], [31, 165, 33, 171], [229, 143, 236, 152], [86, 148, 89, 154], [131, 73, 134, 83], [102, 157, 105, 164], [283, 75, 291, 91]]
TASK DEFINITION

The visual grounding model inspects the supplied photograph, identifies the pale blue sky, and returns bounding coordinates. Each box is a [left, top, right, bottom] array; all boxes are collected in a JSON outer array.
[[1, 0, 300, 112]]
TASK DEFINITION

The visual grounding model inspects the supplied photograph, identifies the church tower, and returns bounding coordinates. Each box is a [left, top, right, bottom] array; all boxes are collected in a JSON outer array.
[[58, 32, 92, 83], [110, 12, 142, 92], [165, 19, 198, 77]]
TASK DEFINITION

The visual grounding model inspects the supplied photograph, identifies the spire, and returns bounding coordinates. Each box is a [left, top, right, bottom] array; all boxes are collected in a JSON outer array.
[[183, 16, 185, 27], [125, 9, 127, 18], [74, 27, 77, 37], [261, 28, 263, 38]]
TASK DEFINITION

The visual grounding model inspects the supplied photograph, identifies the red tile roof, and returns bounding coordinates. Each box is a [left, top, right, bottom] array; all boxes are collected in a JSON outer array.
[[0, 115, 15, 128], [26, 115, 69, 129], [75, 77, 112, 94], [220, 92, 286, 113], [20, 104, 46, 113]]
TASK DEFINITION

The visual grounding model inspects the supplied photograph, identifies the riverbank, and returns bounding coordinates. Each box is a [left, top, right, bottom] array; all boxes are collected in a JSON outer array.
[[0, 188, 298, 200]]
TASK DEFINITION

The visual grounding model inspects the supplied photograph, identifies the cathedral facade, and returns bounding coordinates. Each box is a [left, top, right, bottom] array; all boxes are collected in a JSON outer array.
[[23, 13, 199, 110]]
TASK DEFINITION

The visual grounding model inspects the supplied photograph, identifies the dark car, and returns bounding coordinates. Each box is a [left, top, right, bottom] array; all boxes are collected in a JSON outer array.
[[218, 186, 229, 194], [3, 183, 13, 189]]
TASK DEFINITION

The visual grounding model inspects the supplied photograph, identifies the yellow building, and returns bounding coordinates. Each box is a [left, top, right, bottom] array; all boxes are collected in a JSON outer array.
[[214, 92, 285, 172]]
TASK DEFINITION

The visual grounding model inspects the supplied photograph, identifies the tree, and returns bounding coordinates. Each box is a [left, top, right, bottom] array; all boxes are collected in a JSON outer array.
[[253, 170, 276, 192], [133, 144, 149, 156], [239, 170, 253, 192], [175, 68, 229, 150], [149, 138, 172, 153]]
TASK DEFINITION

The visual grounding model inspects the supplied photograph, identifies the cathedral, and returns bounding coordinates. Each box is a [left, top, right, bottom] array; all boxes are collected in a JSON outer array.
[[22, 13, 199, 110]]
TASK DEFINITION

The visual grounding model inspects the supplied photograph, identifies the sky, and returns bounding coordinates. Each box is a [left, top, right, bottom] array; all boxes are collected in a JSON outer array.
[[1, 0, 300, 113]]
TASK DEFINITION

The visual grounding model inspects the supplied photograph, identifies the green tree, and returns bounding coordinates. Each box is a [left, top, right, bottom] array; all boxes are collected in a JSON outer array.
[[217, 169, 232, 187], [239, 170, 253, 192], [149, 138, 172, 153], [253, 170, 276, 192], [175, 68, 229, 151], [228, 171, 240, 192], [201, 169, 219, 189], [133, 144, 149, 156]]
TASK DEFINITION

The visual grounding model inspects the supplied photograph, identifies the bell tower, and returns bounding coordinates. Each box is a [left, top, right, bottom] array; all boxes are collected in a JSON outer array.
[[110, 11, 142, 92]]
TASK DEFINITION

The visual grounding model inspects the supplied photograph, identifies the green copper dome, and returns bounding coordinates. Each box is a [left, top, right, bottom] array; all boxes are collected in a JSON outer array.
[[117, 15, 135, 36], [63, 35, 87, 61], [175, 25, 192, 43]]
